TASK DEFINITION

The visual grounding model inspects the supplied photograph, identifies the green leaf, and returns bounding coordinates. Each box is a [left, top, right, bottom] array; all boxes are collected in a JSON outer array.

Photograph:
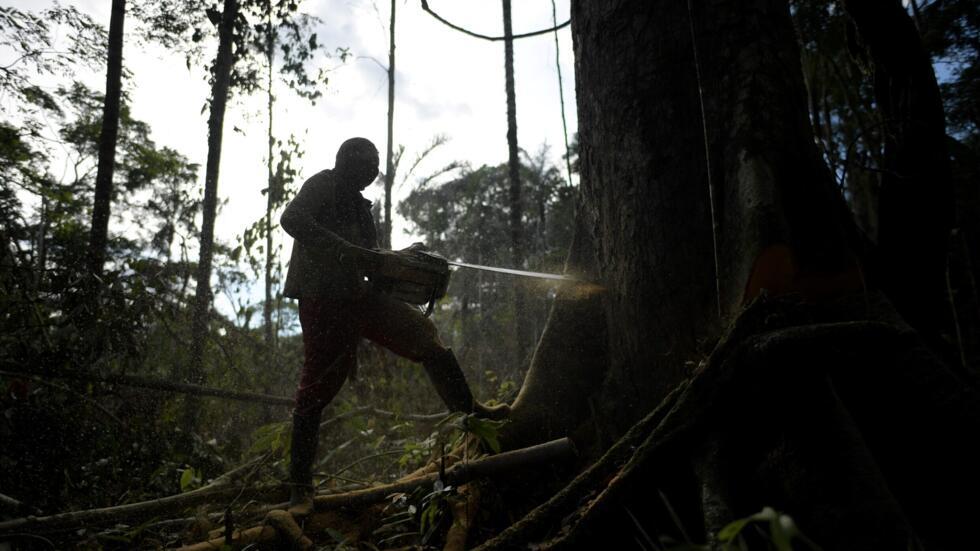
[[179, 467, 196, 492], [717, 518, 751, 542], [248, 421, 290, 457], [770, 513, 797, 551], [464, 416, 507, 454]]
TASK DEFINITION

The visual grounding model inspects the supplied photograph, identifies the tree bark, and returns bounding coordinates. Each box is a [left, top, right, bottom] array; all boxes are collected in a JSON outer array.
[[564, 0, 717, 435], [502, 0, 531, 364], [383, 0, 396, 249], [187, 0, 239, 391], [312, 437, 574, 511], [87, 0, 125, 284]]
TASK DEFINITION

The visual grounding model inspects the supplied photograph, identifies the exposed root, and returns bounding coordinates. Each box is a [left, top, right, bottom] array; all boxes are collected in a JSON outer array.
[[534, 321, 907, 549], [178, 509, 312, 550], [305, 507, 377, 545], [499, 303, 980, 550], [444, 484, 479, 551], [473, 381, 688, 550]]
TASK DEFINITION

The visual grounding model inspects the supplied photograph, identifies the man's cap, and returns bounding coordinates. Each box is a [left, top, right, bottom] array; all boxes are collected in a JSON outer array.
[[336, 137, 378, 166]]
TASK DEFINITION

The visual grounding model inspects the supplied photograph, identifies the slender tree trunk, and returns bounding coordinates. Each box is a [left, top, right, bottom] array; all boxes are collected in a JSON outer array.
[[502, 0, 530, 363], [187, 0, 239, 392], [383, 0, 396, 249], [35, 192, 47, 289], [843, 0, 956, 352], [87, 0, 125, 285], [264, 1, 275, 355], [260, 1, 279, 424], [550, 0, 573, 187]]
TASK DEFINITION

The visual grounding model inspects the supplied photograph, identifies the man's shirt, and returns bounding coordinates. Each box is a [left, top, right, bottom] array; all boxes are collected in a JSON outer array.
[[281, 169, 378, 300]]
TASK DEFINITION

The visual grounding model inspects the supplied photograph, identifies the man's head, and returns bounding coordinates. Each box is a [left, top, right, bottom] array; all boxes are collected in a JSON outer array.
[[335, 137, 379, 191]]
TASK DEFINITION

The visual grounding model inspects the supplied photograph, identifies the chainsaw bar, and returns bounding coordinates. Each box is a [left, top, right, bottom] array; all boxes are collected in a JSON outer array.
[[448, 260, 574, 281]]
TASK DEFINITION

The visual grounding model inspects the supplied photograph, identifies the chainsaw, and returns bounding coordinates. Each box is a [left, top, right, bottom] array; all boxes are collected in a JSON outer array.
[[367, 247, 574, 317]]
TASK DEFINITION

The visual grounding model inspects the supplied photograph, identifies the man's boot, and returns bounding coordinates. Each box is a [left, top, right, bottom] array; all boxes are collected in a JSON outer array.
[[423, 348, 510, 420], [287, 412, 320, 517]]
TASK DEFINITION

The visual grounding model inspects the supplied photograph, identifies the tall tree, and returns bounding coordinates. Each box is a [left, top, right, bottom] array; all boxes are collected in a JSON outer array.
[[182, 0, 338, 410], [187, 0, 239, 388], [502, 0, 530, 363], [86, 0, 125, 288], [382, 0, 396, 249], [417, 0, 570, 364], [263, 0, 276, 361], [251, 0, 339, 370], [509, 0, 860, 438]]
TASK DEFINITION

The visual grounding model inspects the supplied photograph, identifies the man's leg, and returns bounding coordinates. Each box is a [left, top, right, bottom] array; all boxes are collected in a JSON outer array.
[[289, 298, 357, 515], [360, 294, 508, 419]]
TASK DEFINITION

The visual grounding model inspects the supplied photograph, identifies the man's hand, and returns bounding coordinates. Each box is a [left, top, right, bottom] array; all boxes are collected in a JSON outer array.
[[337, 245, 382, 274], [338, 245, 404, 278]]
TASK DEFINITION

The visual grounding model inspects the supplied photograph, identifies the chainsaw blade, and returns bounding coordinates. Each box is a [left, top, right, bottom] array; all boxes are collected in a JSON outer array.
[[448, 260, 574, 281]]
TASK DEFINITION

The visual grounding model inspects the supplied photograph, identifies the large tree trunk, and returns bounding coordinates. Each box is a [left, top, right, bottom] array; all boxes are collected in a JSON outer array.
[[87, 0, 125, 285], [497, 0, 980, 548], [568, 0, 717, 434], [513, 0, 859, 442], [186, 0, 239, 391]]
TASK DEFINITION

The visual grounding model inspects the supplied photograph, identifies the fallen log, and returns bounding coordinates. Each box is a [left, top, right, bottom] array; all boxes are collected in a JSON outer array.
[[472, 383, 688, 551], [314, 437, 576, 511], [0, 368, 294, 406], [0, 483, 288, 536], [0, 492, 40, 516]]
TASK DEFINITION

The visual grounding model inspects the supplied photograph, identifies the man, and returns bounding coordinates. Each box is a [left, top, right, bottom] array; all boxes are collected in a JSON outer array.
[[280, 137, 508, 514]]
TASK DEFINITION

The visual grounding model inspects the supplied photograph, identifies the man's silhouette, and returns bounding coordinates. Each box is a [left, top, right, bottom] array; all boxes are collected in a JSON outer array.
[[280, 137, 508, 513]]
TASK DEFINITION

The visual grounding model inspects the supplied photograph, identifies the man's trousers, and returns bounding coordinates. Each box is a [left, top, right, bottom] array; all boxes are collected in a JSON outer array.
[[294, 292, 445, 416]]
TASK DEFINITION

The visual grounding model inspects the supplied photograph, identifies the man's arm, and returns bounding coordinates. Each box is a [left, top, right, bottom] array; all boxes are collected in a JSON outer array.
[[280, 173, 355, 257]]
